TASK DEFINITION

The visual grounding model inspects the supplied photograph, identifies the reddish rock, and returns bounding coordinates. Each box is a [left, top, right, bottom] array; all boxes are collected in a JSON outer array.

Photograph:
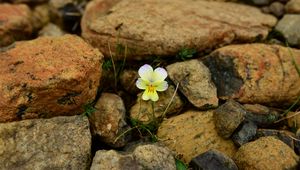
[[0, 35, 103, 123], [0, 3, 33, 47], [82, 0, 276, 60], [203, 44, 300, 106]]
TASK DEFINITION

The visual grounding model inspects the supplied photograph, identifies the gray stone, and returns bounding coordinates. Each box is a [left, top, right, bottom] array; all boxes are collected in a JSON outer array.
[[167, 59, 218, 109], [119, 69, 139, 95], [190, 149, 238, 170], [285, 0, 300, 14], [232, 121, 257, 147], [275, 15, 300, 46], [82, 0, 277, 60], [0, 116, 92, 169], [89, 93, 128, 147], [252, 0, 273, 6], [90, 144, 175, 170], [130, 85, 183, 124], [243, 104, 279, 127], [213, 100, 246, 138]]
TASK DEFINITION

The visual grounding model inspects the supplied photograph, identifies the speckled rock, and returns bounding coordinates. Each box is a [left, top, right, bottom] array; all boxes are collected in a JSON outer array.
[[82, 0, 276, 60], [5, 0, 48, 4], [89, 93, 128, 147], [38, 23, 65, 37], [90, 144, 175, 170], [119, 69, 139, 95], [256, 129, 296, 149], [157, 110, 237, 163], [203, 44, 300, 106], [130, 85, 183, 124], [0, 35, 103, 123], [167, 59, 218, 109], [190, 149, 238, 170], [214, 100, 246, 138], [0, 3, 33, 47], [234, 136, 299, 170], [275, 14, 300, 46], [269, 2, 285, 17], [0, 116, 92, 169], [285, 0, 300, 14], [31, 4, 50, 32]]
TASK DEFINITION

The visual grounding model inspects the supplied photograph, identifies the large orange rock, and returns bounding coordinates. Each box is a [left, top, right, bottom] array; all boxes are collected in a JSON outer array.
[[0, 3, 33, 47], [82, 0, 276, 60], [203, 43, 300, 106], [0, 35, 103, 123]]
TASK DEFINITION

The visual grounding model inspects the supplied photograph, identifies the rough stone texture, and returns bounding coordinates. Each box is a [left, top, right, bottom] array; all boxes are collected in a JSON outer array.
[[132, 144, 176, 170], [38, 23, 65, 37], [119, 69, 139, 95], [89, 93, 128, 147], [0, 35, 103, 123], [269, 2, 285, 17], [232, 121, 257, 147], [5, 0, 48, 4], [275, 14, 300, 46], [213, 100, 246, 138], [90, 144, 175, 170], [243, 104, 279, 127], [0, 116, 92, 169], [287, 111, 300, 129], [190, 149, 238, 170], [82, 0, 276, 60], [31, 4, 50, 32], [256, 129, 296, 149], [285, 0, 300, 14], [167, 59, 218, 109], [130, 85, 183, 124], [234, 136, 299, 170], [157, 110, 237, 163], [203, 43, 300, 106], [0, 3, 33, 47], [252, 0, 272, 6]]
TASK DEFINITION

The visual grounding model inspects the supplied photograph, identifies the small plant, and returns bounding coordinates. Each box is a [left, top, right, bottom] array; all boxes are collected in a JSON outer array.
[[176, 48, 197, 61], [175, 158, 188, 170], [82, 102, 96, 117]]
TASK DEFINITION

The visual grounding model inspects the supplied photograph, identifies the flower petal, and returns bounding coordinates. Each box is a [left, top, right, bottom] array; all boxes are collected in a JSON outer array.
[[149, 90, 159, 102], [142, 88, 159, 101], [156, 81, 168, 91], [136, 78, 147, 90], [138, 64, 153, 81], [142, 90, 150, 100], [153, 67, 168, 82]]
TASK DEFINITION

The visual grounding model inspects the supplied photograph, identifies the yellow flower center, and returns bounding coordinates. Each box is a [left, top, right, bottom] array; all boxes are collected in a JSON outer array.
[[147, 84, 155, 93]]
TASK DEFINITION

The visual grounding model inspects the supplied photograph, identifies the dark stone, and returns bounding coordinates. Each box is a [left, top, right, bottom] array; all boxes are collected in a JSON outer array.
[[269, 2, 285, 18], [243, 104, 279, 127], [256, 129, 295, 149], [252, 0, 273, 6], [232, 121, 257, 147], [214, 100, 246, 138], [189, 149, 238, 170], [295, 129, 300, 154]]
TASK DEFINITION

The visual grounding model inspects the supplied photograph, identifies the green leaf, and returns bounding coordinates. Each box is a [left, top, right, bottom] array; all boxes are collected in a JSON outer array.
[[176, 158, 188, 170]]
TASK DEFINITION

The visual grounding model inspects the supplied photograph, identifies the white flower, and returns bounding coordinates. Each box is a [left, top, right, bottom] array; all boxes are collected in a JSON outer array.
[[136, 64, 168, 101]]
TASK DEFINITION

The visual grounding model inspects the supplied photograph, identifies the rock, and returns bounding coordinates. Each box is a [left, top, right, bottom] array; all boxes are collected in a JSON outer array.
[[234, 136, 299, 170], [82, 0, 276, 60], [232, 121, 257, 147], [38, 23, 65, 37], [190, 149, 238, 170], [243, 104, 279, 127], [157, 110, 237, 163], [203, 44, 300, 106], [6, 0, 48, 4], [256, 129, 296, 149], [130, 85, 183, 124], [167, 59, 218, 109], [0, 35, 103, 123], [287, 111, 300, 129], [213, 100, 246, 138], [275, 14, 300, 46], [295, 129, 300, 154], [0, 3, 33, 47], [252, 0, 273, 6], [89, 93, 128, 147], [269, 2, 285, 17], [119, 69, 139, 95], [90, 150, 140, 170], [31, 4, 50, 32], [90, 144, 175, 170], [285, 0, 300, 14], [0, 115, 91, 169]]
